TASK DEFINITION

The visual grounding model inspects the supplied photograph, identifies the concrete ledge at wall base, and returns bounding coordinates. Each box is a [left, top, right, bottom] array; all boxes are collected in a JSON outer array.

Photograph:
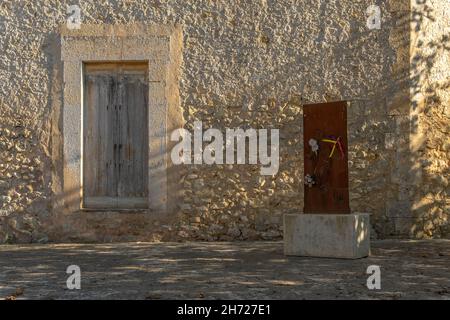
[[284, 213, 370, 259]]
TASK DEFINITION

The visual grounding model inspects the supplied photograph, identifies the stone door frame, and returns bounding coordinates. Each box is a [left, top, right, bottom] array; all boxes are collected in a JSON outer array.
[[60, 24, 182, 214]]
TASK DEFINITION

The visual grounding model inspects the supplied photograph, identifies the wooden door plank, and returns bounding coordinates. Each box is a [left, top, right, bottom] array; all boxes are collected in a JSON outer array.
[[84, 196, 147, 209], [117, 71, 148, 198], [105, 74, 117, 197], [83, 75, 97, 198], [84, 73, 117, 198]]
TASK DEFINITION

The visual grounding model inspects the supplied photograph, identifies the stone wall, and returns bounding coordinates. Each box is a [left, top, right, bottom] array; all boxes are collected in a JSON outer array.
[[0, 0, 448, 243], [409, 0, 449, 238]]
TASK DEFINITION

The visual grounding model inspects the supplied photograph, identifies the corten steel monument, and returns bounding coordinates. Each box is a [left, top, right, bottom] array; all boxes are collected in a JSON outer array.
[[284, 101, 370, 259]]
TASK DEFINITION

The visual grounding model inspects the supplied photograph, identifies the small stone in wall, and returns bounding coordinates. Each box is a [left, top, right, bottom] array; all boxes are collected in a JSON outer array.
[[0, 180, 8, 189]]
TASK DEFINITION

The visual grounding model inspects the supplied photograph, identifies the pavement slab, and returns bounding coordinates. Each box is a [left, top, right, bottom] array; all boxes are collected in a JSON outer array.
[[0, 240, 449, 300]]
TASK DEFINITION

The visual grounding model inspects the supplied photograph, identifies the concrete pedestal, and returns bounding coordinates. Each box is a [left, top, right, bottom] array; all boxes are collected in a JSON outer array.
[[284, 213, 370, 259]]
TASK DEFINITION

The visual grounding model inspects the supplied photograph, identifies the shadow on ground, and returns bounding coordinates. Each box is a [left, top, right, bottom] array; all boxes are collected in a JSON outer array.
[[0, 240, 449, 299]]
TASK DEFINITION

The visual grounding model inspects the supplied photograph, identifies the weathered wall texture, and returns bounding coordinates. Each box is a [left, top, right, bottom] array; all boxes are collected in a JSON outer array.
[[409, 0, 449, 238], [0, 0, 448, 243]]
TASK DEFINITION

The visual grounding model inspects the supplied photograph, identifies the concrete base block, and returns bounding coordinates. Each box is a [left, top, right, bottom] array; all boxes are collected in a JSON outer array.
[[284, 213, 370, 259]]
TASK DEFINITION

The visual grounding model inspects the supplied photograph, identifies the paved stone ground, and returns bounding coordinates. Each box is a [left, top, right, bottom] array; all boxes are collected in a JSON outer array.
[[0, 240, 449, 300]]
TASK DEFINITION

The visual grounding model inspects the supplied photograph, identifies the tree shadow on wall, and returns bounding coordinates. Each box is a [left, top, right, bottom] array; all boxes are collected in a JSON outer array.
[[407, 0, 449, 238]]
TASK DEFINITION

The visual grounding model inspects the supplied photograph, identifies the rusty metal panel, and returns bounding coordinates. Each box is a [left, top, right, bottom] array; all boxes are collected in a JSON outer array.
[[303, 101, 350, 214]]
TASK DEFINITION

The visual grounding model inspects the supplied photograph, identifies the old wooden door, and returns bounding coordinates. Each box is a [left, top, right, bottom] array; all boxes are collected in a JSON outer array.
[[303, 101, 350, 214], [83, 63, 148, 209]]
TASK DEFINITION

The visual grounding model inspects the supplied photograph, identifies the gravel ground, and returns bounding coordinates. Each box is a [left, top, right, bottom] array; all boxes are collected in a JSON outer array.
[[0, 240, 449, 300]]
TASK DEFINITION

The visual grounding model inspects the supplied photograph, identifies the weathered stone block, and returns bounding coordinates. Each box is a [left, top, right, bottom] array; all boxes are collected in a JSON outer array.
[[386, 200, 413, 218], [387, 91, 410, 116], [284, 213, 370, 259]]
